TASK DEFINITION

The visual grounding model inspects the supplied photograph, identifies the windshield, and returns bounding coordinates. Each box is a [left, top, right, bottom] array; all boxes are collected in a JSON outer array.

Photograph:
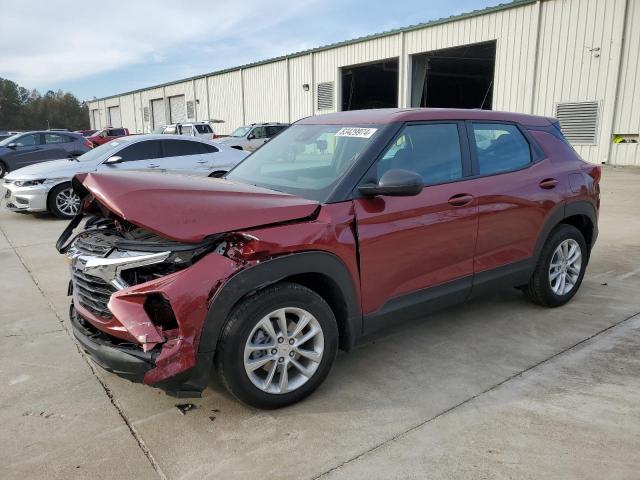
[[230, 126, 251, 137], [75, 140, 125, 162], [0, 133, 23, 146], [152, 126, 165, 134], [226, 124, 381, 202]]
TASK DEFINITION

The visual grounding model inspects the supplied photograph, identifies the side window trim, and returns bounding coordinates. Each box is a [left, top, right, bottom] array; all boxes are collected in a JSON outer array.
[[465, 120, 542, 178]]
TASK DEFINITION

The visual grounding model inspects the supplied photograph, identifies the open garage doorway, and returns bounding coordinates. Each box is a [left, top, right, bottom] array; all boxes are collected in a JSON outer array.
[[411, 41, 496, 109], [341, 59, 399, 111]]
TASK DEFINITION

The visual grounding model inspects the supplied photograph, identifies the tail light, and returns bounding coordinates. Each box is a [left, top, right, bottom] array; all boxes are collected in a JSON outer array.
[[84, 139, 93, 149], [212, 134, 218, 140]]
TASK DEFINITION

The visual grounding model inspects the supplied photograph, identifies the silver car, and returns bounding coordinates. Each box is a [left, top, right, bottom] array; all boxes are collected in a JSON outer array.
[[1, 135, 247, 219], [216, 123, 289, 152]]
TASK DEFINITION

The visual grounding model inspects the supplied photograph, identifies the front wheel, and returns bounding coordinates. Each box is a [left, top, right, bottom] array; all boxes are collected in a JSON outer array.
[[48, 183, 80, 219], [523, 224, 588, 307], [0, 161, 7, 178], [216, 282, 338, 408]]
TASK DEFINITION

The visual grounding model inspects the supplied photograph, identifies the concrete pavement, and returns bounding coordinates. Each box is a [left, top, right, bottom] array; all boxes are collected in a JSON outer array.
[[1, 166, 639, 479]]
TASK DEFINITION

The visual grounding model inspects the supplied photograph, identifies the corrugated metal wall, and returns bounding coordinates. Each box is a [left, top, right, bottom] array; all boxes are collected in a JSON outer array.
[[88, 0, 639, 165], [532, 0, 627, 164], [611, 0, 640, 165]]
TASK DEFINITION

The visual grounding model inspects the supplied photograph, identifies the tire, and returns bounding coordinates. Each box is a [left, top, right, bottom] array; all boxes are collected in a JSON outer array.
[[47, 183, 81, 219], [216, 282, 339, 409], [523, 224, 588, 307], [0, 160, 7, 178]]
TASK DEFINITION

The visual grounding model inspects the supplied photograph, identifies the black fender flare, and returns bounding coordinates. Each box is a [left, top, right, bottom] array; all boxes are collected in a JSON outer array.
[[197, 251, 362, 356], [533, 200, 598, 261]]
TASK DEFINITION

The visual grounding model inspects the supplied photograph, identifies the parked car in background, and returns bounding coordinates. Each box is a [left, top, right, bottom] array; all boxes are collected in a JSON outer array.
[[76, 129, 97, 137], [0, 131, 92, 177], [87, 127, 130, 146], [57, 108, 600, 408], [153, 122, 216, 139], [2, 135, 247, 218], [216, 123, 289, 151], [0, 131, 22, 141]]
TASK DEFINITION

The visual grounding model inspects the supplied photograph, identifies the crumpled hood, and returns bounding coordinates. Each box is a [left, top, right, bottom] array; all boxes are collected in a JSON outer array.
[[77, 171, 320, 242], [6, 158, 96, 180]]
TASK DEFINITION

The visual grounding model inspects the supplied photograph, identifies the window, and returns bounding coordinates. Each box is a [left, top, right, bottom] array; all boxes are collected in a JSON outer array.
[[14, 134, 40, 147], [164, 126, 177, 134], [266, 125, 286, 137], [200, 143, 218, 153], [179, 125, 193, 136], [377, 123, 462, 185], [472, 123, 531, 175], [117, 140, 161, 162], [161, 139, 208, 157], [251, 127, 267, 139], [194, 124, 213, 134], [108, 128, 125, 136], [44, 133, 70, 144], [227, 123, 380, 202]]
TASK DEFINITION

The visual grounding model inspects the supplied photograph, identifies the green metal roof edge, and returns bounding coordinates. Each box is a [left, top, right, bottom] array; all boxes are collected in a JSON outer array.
[[90, 0, 537, 103]]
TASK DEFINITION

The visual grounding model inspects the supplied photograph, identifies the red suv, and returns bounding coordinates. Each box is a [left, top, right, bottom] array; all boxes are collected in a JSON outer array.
[[58, 109, 600, 408], [87, 127, 130, 146]]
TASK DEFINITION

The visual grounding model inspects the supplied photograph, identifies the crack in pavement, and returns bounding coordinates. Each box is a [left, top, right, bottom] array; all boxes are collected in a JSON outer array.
[[0, 223, 168, 480], [312, 310, 640, 480]]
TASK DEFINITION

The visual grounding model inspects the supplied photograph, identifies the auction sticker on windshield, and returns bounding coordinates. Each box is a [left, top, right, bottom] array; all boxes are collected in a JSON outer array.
[[335, 127, 377, 138]]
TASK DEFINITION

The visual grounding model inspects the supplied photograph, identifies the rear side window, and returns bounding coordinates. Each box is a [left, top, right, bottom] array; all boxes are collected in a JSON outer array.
[[161, 139, 208, 157], [377, 123, 463, 185], [45, 133, 71, 144], [194, 124, 213, 134], [472, 123, 531, 175], [118, 140, 161, 162], [251, 127, 267, 139]]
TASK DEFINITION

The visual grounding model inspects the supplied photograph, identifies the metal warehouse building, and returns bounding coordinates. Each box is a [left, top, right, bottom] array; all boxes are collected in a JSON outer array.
[[88, 0, 640, 166]]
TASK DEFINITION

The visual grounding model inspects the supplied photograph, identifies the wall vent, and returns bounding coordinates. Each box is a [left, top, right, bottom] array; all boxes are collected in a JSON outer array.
[[555, 101, 599, 145], [186, 100, 195, 119], [317, 82, 334, 110], [143, 106, 150, 122]]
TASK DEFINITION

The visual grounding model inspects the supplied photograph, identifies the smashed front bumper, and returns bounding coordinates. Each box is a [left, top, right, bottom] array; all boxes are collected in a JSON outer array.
[[1, 181, 50, 212], [65, 225, 240, 397]]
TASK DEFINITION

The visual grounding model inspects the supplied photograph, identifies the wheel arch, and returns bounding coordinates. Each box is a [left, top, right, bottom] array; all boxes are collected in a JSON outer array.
[[198, 251, 361, 358], [46, 180, 72, 208], [534, 201, 598, 261]]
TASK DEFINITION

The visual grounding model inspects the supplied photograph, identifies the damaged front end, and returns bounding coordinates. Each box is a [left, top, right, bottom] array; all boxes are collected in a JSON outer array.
[[57, 171, 328, 397], [60, 190, 243, 396]]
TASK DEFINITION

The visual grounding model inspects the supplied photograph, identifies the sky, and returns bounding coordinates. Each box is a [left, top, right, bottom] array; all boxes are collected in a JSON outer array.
[[0, 0, 502, 101]]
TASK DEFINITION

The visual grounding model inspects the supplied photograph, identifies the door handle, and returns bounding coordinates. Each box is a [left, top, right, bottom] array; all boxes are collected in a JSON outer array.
[[148, 163, 160, 168], [448, 194, 474, 207], [539, 178, 559, 189], [196, 159, 207, 163]]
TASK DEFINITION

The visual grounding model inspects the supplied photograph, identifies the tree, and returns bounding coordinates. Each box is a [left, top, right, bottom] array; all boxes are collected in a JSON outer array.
[[0, 77, 89, 131]]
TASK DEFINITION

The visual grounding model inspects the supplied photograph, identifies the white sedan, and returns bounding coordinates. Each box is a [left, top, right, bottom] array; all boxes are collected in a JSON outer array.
[[1, 135, 248, 218]]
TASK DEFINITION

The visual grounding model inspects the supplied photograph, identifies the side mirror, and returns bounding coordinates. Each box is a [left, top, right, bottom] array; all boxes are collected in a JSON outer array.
[[359, 169, 423, 197], [104, 155, 123, 165], [6, 142, 17, 149]]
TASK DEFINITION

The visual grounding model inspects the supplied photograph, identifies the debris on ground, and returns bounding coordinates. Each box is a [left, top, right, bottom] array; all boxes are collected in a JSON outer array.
[[175, 403, 197, 415]]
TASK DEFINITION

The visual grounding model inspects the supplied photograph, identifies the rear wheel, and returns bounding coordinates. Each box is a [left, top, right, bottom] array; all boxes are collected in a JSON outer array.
[[523, 224, 588, 307], [216, 282, 338, 409], [48, 183, 80, 219], [0, 160, 7, 178]]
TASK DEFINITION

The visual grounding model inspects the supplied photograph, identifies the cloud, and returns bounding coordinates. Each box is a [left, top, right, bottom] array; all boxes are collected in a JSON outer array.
[[0, 0, 321, 88]]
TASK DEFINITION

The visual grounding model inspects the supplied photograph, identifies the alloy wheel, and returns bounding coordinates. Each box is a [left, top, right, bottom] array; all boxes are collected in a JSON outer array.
[[548, 239, 582, 295], [244, 307, 324, 394], [55, 187, 80, 216]]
